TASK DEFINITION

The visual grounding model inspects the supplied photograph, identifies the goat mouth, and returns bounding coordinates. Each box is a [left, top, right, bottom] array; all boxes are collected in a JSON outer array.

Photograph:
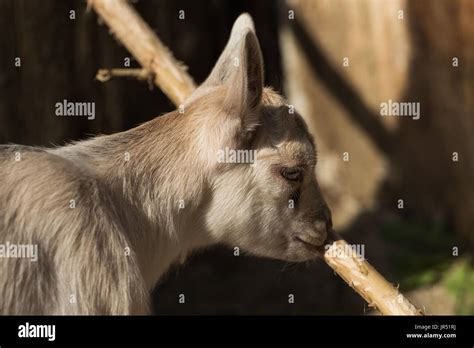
[[293, 235, 325, 250]]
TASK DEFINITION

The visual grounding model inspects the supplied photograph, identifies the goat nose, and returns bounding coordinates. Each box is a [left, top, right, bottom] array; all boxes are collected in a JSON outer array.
[[314, 219, 328, 233], [311, 219, 328, 245]]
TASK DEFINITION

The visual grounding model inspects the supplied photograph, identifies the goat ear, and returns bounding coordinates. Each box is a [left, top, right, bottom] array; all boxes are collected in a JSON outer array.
[[202, 14, 264, 146], [203, 13, 259, 88], [222, 29, 263, 116]]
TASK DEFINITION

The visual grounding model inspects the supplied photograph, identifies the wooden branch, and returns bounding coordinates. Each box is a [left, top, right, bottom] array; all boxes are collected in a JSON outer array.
[[88, 0, 423, 316], [88, 0, 196, 105], [321, 230, 422, 315], [96, 68, 152, 82], [96, 68, 155, 88]]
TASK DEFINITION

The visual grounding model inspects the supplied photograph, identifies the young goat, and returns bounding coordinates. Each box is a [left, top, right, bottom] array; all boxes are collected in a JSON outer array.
[[0, 14, 332, 314]]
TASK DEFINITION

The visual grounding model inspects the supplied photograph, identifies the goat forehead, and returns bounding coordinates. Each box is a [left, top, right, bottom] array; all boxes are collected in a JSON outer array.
[[256, 140, 316, 169], [262, 102, 314, 142], [261, 89, 311, 136], [278, 139, 316, 165], [257, 113, 316, 166]]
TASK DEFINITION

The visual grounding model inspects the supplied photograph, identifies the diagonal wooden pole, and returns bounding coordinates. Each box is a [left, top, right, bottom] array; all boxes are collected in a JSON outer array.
[[320, 230, 422, 315], [88, 0, 196, 105], [88, 0, 422, 316]]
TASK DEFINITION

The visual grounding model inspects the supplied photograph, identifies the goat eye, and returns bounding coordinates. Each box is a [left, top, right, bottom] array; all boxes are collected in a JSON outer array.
[[281, 167, 302, 182]]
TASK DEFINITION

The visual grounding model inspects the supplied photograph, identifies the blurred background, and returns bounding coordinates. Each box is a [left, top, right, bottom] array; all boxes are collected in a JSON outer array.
[[0, 0, 473, 314]]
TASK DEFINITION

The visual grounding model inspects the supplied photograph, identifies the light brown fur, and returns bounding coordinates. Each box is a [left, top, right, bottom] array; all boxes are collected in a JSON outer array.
[[0, 14, 331, 314]]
